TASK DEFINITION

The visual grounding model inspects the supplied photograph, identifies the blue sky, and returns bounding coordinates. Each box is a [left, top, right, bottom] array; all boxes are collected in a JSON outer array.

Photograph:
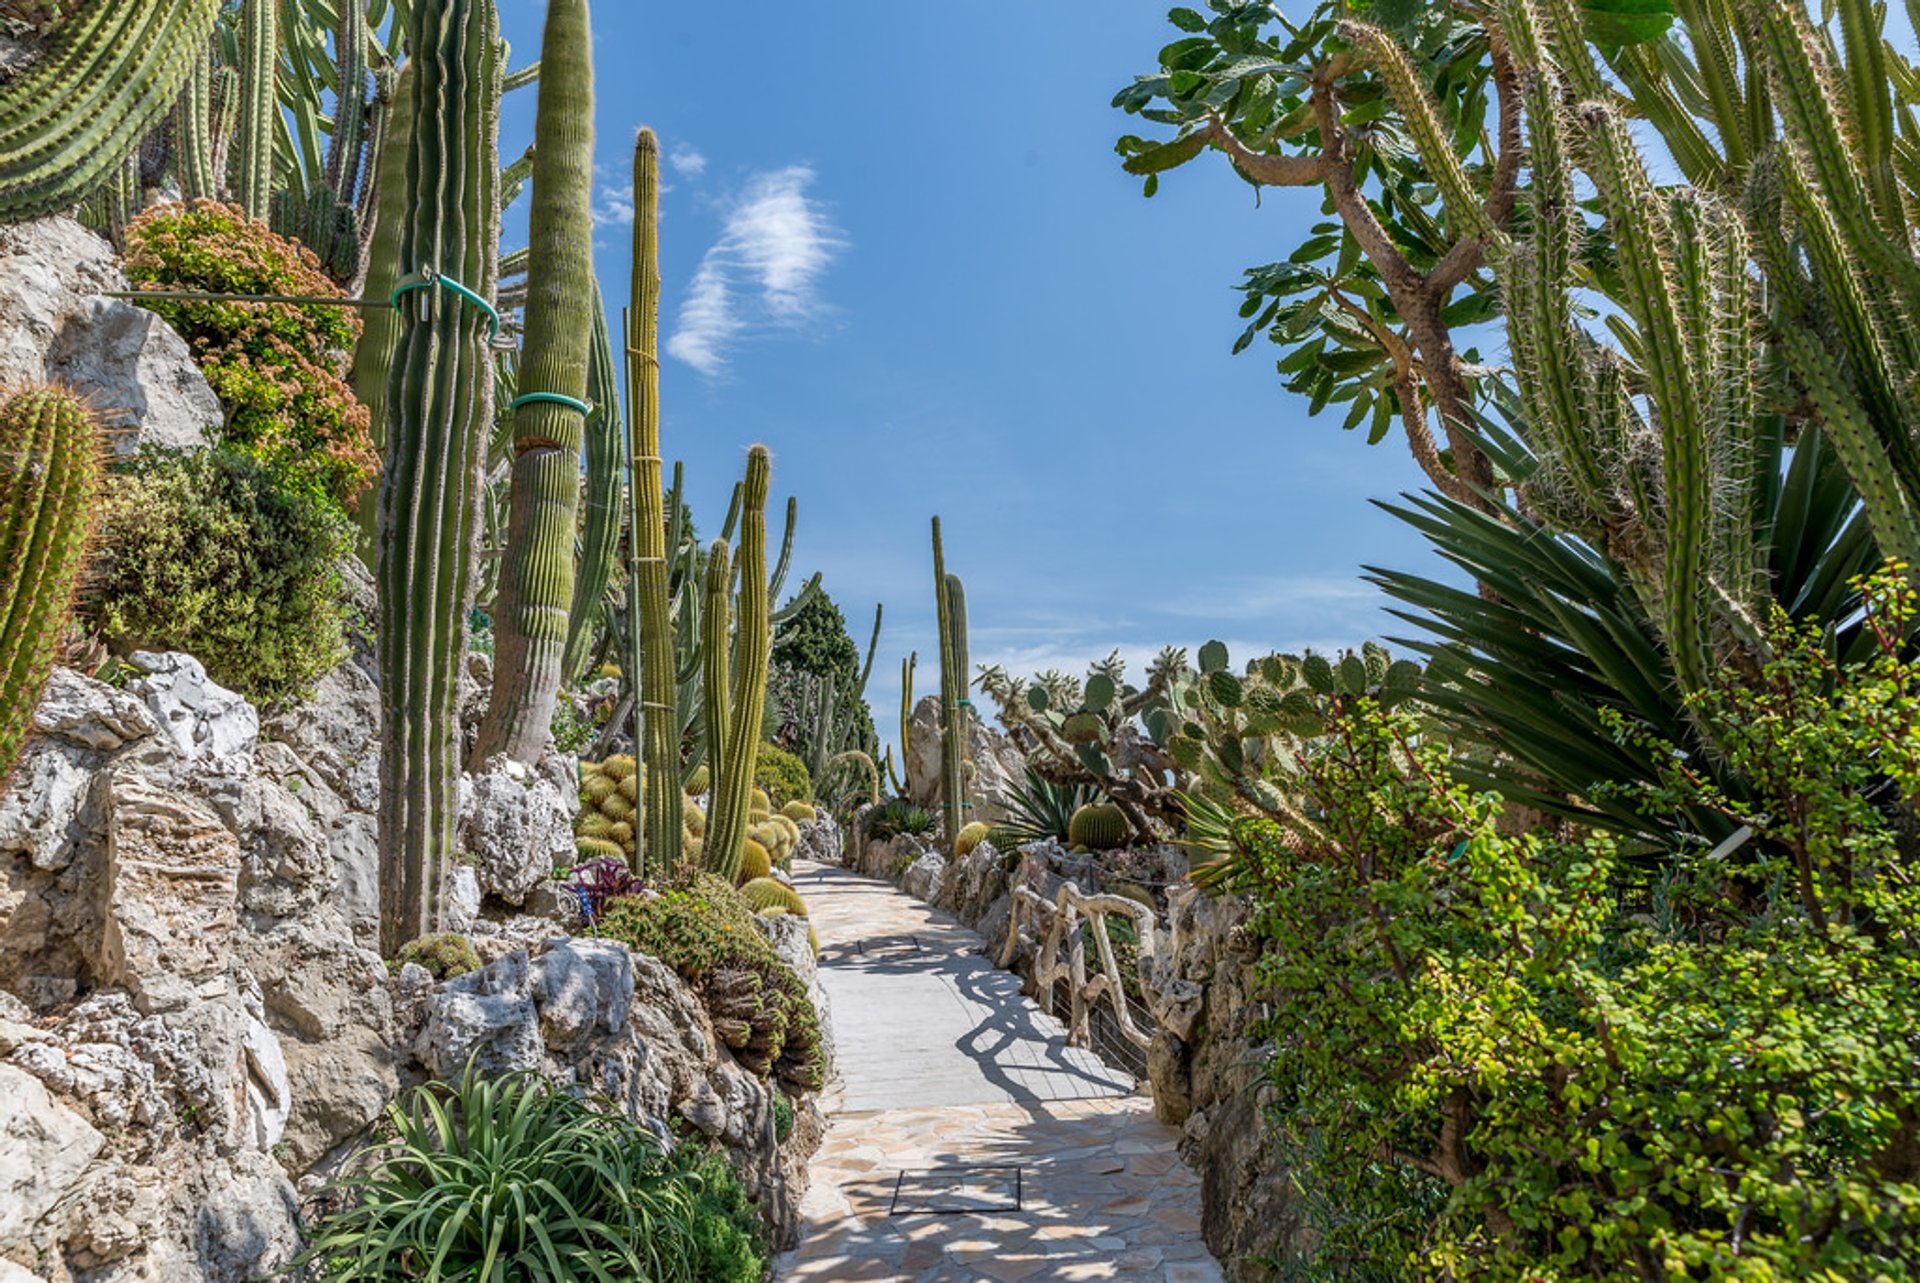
[[495, 2, 1445, 754]]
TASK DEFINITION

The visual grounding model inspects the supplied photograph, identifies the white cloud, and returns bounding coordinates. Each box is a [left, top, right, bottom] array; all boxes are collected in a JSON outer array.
[[668, 165, 844, 375], [669, 144, 708, 176], [591, 187, 634, 227]]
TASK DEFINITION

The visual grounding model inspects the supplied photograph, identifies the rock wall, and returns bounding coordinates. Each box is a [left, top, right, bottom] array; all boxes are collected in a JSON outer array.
[[0, 659, 830, 1278]]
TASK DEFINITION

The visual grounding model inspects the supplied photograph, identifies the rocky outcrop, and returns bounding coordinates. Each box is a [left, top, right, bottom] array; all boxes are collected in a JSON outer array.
[[903, 694, 1029, 821], [0, 656, 832, 1276], [0, 216, 220, 449]]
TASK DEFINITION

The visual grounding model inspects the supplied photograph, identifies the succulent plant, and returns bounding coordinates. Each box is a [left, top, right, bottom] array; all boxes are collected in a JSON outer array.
[[1067, 803, 1129, 851], [781, 800, 818, 823], [0, 387, 104, 785], [739, 877, 808, 918], [954, 822, 992, 857], [375, 0, 502, 956]]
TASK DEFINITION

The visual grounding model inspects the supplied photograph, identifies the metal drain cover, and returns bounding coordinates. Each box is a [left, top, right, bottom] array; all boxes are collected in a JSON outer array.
[[889, 1165, 1023, 1215]]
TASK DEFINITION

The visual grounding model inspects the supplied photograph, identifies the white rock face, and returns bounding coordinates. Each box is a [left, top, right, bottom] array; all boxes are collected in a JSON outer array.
[[0, 1064, 103, 1242], [97, 773, 241, 1008], [0, 216, 221, 449], [462, 753, 577, 905], [905, 693, 1030, 821], [127, 651, 260, 772]]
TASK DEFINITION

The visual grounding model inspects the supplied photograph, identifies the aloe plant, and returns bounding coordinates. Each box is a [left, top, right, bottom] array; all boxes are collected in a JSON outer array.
[[375, 0, 501, 956]]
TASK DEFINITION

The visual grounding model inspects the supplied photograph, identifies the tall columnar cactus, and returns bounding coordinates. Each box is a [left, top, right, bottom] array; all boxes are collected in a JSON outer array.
[[473, 0, 595, 766], [233, 0, 277, 221], [700, 538, 737, 881], [1354, 0, 1761, 705], [0, 388, 102, 785], [349, 58, 415, 563], [376, 0, 501, 957], [269, 0, 374, 281], [0, 0, 221, 222], [626, 131, 681, 878], [560, 280, 621, 683], [705, 447, 775, 884], [173, 40, 218, 202], [931, 517, 972, 853]]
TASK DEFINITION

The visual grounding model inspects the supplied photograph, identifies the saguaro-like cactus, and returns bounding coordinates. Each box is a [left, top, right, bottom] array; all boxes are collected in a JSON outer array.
[[626, 131, 683, 878], [0, 0, 221, 222], [0, 387, 102, 785], [233, 0, 277, 221], [473, 0, 596, 765], [559, 280, 622, 683], [931, 517, 972, 853], [704, 447, 775, 884], [377, 0, 502, 957]]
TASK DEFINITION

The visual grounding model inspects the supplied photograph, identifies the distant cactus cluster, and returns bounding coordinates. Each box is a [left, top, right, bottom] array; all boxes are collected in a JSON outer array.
[[575, 755, 641, 861]]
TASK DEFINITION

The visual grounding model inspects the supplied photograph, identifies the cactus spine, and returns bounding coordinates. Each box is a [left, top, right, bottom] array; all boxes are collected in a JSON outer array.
[[0, 388, 102, 784], [473, 0, 595, 765], [0, 0, 221, 222], [173, 41, 218, 202], [931, 517, 971, 854], [704, 447, 775, 884], [233, 0, 277, 220], [376, 0, 501, 957], [700, 539, 737, 880]]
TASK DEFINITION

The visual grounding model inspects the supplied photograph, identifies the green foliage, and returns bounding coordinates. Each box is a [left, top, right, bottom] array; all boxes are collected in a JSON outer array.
[[752, 741, 813, 808], [998, 770, 1101, 845], [123, 201, 375, 515], [393, 932, 479, 980], [0, 387, 101, 786], [93, 446, 353, 707], [1228, 571, 1920, 1278], [768, 587, 881, 783], [293, 1065, 717, 1282], [771, 1093, 794, 1145], [660, 1141, 770, 1283], [738, 876, 807, 918], [865, 799, 936, 842], [597, 875, 823, 1089]]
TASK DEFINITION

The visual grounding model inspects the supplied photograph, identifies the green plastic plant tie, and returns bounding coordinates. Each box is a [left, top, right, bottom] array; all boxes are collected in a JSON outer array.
[[390, 268, 500, 337], [509, 391, 593, 415]]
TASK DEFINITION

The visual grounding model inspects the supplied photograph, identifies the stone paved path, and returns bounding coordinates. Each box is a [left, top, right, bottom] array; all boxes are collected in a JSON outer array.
[[778, 860, 1225, 1283]]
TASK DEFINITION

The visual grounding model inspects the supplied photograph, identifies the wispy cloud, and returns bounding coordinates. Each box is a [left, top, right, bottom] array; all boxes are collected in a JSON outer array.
[[590, 161, 633, 227], [669, 144, 708, 177], [668, 165, 844, 375]]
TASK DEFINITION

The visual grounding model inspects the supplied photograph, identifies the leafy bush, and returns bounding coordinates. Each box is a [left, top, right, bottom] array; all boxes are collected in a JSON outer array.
[[393, 933, 479, 981], [92, 446, 352, 706], [295, 1066, 712, 1282], [597, 876, 822, 1090], [123, 200, 375, 514], [865, 798, 935, 841], [752, 742, 812, 807], [1226, 574, 1920, 1279], [663, 1140, 771, 1283]]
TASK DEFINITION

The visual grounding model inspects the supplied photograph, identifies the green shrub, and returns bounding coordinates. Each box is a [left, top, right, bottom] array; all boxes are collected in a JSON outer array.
[[598, 876, 822, 1090], [1229, 570, 1920, 1278], [123, 200, 374, 514], [663, 1140, 771, 1283], [92, 446, 352, 707], [393, 933, 479, 981], [865, 798, 935, 841], [752, 742, 812, 807], [295, 1065, 712, 1282]]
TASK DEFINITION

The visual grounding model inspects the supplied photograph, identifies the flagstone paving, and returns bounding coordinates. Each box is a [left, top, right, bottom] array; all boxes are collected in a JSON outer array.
[[778, 860, 1225, 1283]]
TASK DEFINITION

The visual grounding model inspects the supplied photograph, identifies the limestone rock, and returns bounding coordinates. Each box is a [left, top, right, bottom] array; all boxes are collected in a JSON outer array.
[[528, 938, 632, 1051], [126, 651, 258, 773], [414, 948, 543, 1077], [31, 667, 156, 751], [463, 753, 577, 905], [901, 850, 947, 904], [262, 651, 381, 814], [0, 1064, 103, 1243], [97, 772, 239, 1007], [0, 216, 220, 452], [904, 694, 1029, 821], [793, 808, 843, 867]]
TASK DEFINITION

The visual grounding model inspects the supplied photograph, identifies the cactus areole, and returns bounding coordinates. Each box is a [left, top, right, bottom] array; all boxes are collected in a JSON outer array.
[[376, 0, 502, 957], [473, 0, 597, 765]]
